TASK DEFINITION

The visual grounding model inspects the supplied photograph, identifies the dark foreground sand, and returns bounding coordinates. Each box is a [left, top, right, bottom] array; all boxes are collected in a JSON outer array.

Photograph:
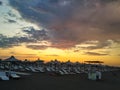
[[0, 71, 120, 90]]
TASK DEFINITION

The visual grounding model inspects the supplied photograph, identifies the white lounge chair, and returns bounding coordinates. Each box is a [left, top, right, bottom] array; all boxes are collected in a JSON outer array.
[[58, 70, 65, 75], [10, 73, 20, 78], [37, 67, 45, 72], [9, 72, 20, 79], [29, 66, 38, 72], [0, 71, 9, 80], [46, 67, 51, 72], [62, 69, 69, 74]]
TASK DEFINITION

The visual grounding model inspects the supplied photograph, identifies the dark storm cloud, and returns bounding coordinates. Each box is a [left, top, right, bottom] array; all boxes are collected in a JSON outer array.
[[8, 0, 120, 49], [7, 12, 17, 17], [81, 40, 113, 50], [0, 34, 19, 48], [0, 27, 48, 48], [0, 1, 2, 5], [22, 27, 48, 41], [26, 40, 75, 50], [85, 52, 108, 56], [7, 19, 16, 23]]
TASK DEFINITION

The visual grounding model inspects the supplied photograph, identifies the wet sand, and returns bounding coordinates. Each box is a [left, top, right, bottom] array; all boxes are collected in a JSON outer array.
[[0, 71, 120, 90]]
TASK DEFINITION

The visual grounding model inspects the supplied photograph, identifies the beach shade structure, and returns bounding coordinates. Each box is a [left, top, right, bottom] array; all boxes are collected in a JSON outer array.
[[34, 58, 44, 66], [84, 60, 104, 71], [84, 61, 104, 65], [3, 56, 21, 62], [0, 59, 2, 66], [51, 60, 60, 70], [2, 56, 21, 70], [65, 60, 72, 65], [65, 60, 74, 68], [4, 56, 20, 62], [48, 60, 60, 67], [0, 59, 2, 62]]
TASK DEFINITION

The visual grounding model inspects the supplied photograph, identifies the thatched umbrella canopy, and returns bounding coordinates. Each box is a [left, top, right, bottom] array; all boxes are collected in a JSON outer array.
[[35, 58, 44, 63], [4, 56, 21, 62], [3, 56, 21, 65], [84, 61, 104, 64]]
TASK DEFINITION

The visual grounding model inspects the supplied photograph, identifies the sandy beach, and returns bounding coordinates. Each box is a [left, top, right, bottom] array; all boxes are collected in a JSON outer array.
[[0, 71, 120, 90]]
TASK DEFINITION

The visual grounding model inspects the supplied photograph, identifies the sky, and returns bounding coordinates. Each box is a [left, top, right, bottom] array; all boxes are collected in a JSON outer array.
[[0, 0, 120, 66]]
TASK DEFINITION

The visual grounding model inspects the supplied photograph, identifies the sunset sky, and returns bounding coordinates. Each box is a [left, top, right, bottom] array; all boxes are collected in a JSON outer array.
[[0, 0, 120, 66]]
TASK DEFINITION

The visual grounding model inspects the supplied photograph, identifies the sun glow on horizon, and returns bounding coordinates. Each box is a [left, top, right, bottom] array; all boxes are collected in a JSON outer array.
[[0, 0, 120, 67], [0, 44, 120, 67]]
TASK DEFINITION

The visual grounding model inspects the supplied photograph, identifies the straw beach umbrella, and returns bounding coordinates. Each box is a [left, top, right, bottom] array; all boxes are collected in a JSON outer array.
[[4, 56, 20, 62], [3, 56, 21, 70]]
